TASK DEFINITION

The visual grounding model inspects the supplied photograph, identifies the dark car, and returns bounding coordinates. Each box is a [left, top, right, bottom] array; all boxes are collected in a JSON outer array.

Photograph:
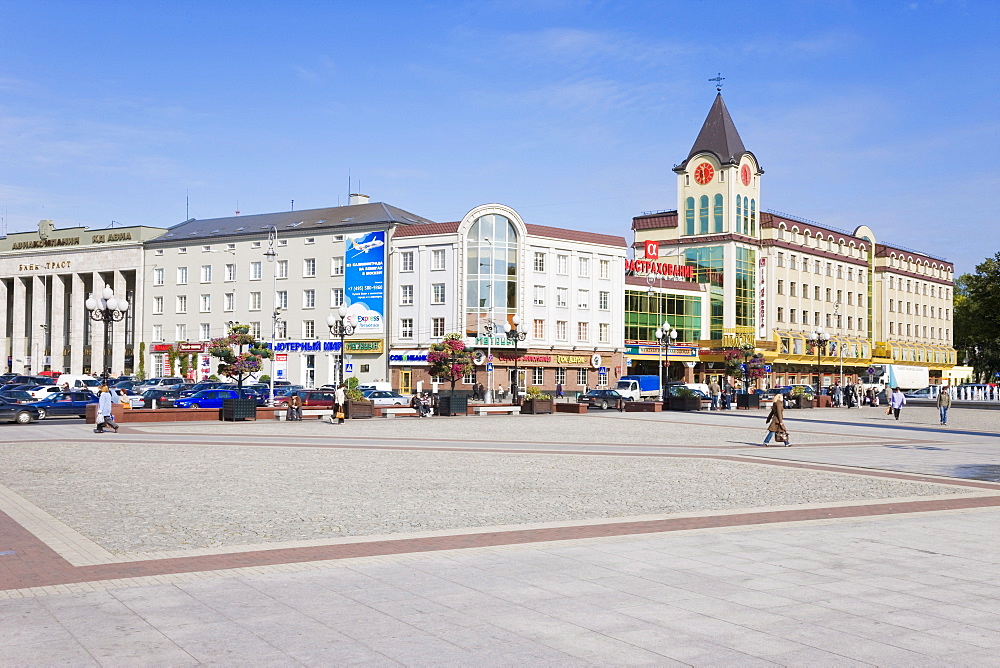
[[29, 391, 98, 419], [140, 389, 182, 408], [0, 373, 19, 384], [112, 380, 140, 391], [0, 390, 36, 404], [0, 398, 40, 424], [579, 389, 626, 409], [9, 375, 56, 386]]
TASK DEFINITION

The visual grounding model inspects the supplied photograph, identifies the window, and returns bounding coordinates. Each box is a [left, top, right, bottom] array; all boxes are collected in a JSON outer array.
[[777, 252, 784, 267], [154, 249, 164, 256], [533, 285, 545, 306], [790, 308, 797, 323], [533, 319, 544, 338], [599, 323, 610, 343], [837, 289, 843, 303], [837, 265, 843, 279], [178, 247, 187, 254], [400, 318, 414, 338], [577, 322, 589, 341], [224, 293, 234, 312], [250, 261, 262, 280], [177, 267, 188, 285], [814, 260, 820, 274], [777, 280, 784, 295], [153, 296, 164, 314], [202, 245, 211, 253], [303, 258, 316, 277], [556, 321, 568, 340], [777, 307, 784, 322], [577, 290, 589, 309], [275, 320, 287, 338], [826, 262, 832, 277], [847, 292, 853, 306], [251, 241, 261, 249], [431, 249, 446, 270], [303, 289, 315, 309], [401, 285, 414, 305], [303, 320, 315, 339], [533, 252, 545, 272], [276, 290, 288, 309], [848, 316, 853, 330], [599, 291, 610, 310], [599, 259, 610, 279], [557, 255, 568, 274], [153, 268, 164, 286], [848, 268, 854, 281], [803, 284, 809, 299], [176, 324, 187, 340], [200, 323, 211, 340], [277, 260, 288, 279], [201, 265, 212, 283], [814, 286, 820, 300], [250, 292, 261, 310], [331, 287, 344, 307], [802, 311, 809, 324], [556, 288, 568, 307], [889, 299, 894, 313], [400, 251, 414, 272], [790, 282, 797, 297], [790, 255, 797, 270], [555, 368, 566, 385], [577, 368, 588, 385], [578, 257, 590, 277], [152, 324, 163, 341], [826, 288, 832, 302], [331, 256, 345, 276], [225, 264, 236, 282], [305, 237, 315, 245], [532, 368, 544, 385], [431, 317, 445, 337], [176, 295, 187, 313], [431, 283, 446, 304], [890, 322, 895, 335], [200, 294, 211, 312]]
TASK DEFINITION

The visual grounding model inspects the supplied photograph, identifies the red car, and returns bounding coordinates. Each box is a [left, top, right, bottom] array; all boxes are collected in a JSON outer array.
[[273, 390, 336, 408]]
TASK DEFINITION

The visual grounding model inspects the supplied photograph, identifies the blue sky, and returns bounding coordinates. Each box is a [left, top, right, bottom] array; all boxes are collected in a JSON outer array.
[[1, 0, 996, 272]]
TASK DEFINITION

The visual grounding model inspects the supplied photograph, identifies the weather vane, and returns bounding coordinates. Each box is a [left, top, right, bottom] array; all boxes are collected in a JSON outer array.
[[709, 73, 725, 91]]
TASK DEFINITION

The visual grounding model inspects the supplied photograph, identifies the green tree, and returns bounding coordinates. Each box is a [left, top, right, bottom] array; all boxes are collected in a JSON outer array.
[[953, 255, 1000, 381]]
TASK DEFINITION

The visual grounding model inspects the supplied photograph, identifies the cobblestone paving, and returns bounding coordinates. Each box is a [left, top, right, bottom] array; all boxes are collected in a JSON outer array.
[[0, 441, 969, 554]]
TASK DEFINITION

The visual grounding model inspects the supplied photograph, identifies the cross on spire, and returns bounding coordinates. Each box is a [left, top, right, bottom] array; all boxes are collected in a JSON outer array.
[[709, 73, 725, 91]]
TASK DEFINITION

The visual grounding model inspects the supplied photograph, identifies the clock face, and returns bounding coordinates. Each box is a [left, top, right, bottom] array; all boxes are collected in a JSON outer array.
[[693, 162, 715, 185], [741, 164, 751, 186]]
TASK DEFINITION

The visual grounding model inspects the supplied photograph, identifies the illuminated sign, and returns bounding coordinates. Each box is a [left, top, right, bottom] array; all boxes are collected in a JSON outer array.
[[644, 240, 659, 259], [757, 257, 768, 339], [345, 339, 384, 354], [624, 259, 693, 278]]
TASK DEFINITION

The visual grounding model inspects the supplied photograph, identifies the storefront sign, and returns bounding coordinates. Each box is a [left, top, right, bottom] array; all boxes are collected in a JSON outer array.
[[556, 355, 590, 365], [471, 336, 515, 347], [345, 230, 385, 334], [389, 350, 429, 365], [345, 339, 383, 354], [645, 240, 658, 259], [270, 340, 342, 352], [496, 353, 552, 363], [151, 344, 173, 352], [12, 237, 81, 250], [18, 260, 72, 272], [624, 259, 693, 279], [627, 344, 699, 358], [176, 342, 205, 353], [757, 257, 767, 339]]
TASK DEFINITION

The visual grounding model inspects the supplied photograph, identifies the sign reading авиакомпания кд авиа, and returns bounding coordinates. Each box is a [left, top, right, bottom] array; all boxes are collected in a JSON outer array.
[[345, 230, 385, 334]]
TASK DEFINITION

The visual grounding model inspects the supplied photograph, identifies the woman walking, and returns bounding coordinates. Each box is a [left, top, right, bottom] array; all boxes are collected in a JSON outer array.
[[889, 386, 906, 421], [762, 394, 790, 447], [94, 384, 119, 434]]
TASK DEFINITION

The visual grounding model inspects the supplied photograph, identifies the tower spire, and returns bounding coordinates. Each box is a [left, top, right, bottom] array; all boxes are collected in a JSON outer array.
[[674, 92, 759, 173]]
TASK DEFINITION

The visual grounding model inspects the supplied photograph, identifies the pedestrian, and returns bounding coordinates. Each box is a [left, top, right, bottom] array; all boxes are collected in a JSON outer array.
[[832, 382, 843, 408], [94, 384, 119, 434], [616, 394, 626, 412], [937, 384, 951, 425], [287, 392, 303, 421], [334, 383, 346, 424], [844, 383, 855, 408], [556, 382, 564, 400], [421, 392, 432, 417], [708, 378, 721, 410], [889, 386, 906, 421], [722, 381, 733, 410], [762, 394, 791, 447], [410, 392, 426, 417]]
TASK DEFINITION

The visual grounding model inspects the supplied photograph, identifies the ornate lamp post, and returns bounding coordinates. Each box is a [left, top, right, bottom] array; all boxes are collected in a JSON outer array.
[[264, 226, 279, 405], [327, 305, 355, 386], [86, 285, 129, 379], [654, 321, 677, 400], [806, 326, 830, 398], [503, 315, 527, 405]]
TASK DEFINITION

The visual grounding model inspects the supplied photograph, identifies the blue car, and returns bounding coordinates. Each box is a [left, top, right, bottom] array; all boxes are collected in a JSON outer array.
[[30, 391, 99, 419], [173, 389, 243, 409]]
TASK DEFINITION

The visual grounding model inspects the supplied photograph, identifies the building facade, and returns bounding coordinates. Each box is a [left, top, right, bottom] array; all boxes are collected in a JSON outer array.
[[0, 220, 166, 376], [628, 94, 956, 388], [389, 203, 628, 396]]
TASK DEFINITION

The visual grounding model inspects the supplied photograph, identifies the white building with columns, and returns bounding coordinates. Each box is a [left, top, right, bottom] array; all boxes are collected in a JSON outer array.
[[0, 220, 166, 376]]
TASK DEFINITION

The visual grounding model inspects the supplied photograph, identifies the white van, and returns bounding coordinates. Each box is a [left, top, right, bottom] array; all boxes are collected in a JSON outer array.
[[356, 381, 392, 393], [55, 374, 101, 394]]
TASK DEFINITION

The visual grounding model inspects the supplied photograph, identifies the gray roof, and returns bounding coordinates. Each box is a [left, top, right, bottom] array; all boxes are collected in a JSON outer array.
[[674, 93, 760, 172], [147, 202, 436, 245]]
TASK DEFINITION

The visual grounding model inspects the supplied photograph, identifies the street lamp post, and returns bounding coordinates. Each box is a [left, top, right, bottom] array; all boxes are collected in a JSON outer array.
[[503, 315, 527, 405], [654, 321, 677, 400], [264, 226, 279, 405], [85, 285, 129, 380], [327, 306, 355, 386], [483, 237, 495, 403], [806, 326, 830, 398]]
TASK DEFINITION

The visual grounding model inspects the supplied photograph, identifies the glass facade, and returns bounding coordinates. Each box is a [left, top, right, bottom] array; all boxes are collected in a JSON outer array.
[[685, 246, 724, 339], [735, 246, 756, 329], [465, 214, 518, 336], [625, 290, 701, 343]]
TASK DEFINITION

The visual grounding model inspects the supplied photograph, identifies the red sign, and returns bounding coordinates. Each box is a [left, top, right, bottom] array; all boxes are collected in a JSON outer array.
[[276, 354, 288, 362], [624, 259, 693, 279], [644, 240, 659, 259], [151, 344, 172, 352]]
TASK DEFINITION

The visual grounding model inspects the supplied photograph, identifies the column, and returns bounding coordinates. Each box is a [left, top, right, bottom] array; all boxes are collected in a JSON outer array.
[[111, 270, 126, 375], [0, 280, 8, 373], [90, 273, 107, 375], [69, 273, 86, 374], [49, 276, 66, 373], [131, 265, 144, 377], [11, 277, 27, 373], [31, 276, 46, 372]]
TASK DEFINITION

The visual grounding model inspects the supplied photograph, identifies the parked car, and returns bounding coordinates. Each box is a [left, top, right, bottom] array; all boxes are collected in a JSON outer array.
[[664, 385, 712, 408], [904, 386, 938, 399], [362, 390, 407, 406], [112, 380, 140, 392], [0, 373, 19, 384], [0, 390, 37, 404], [29, 391, 99, 419], [25, 385, 66, 400], [8, 375, 56, 387], [0, 384, 36, 396], [55, 374, 102, 393], [273, 390, 336, 408], [116, 391, 145, 408], [179, 382, 235, 398], [136, 377, 187, 394], [579, 389, 627, 409], [173, 389, 246, 409], [0, 398, 40, 424], [139, 389, 182, 408]]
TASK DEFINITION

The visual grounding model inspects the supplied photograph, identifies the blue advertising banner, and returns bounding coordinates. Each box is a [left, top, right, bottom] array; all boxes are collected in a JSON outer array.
[[344, 230, 385, 334]]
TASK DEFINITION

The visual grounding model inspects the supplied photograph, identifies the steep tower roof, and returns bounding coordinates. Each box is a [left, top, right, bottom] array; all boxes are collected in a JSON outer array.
[[674, 93, 760, 172]]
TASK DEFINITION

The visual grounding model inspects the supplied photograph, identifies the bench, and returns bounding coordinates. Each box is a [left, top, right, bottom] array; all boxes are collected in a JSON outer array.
[[473, 405, 521, 416], [275, 408, 333, 421], [381, 407, 421, 418]]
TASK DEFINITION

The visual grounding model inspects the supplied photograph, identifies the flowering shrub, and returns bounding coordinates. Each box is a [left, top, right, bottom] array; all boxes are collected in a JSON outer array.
[[208, 323, 274, 390], [426, 333, 474, 397]]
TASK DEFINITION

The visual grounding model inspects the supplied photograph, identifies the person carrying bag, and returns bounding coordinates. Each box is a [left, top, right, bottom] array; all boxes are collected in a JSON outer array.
[[762, 394, 790, 447]]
